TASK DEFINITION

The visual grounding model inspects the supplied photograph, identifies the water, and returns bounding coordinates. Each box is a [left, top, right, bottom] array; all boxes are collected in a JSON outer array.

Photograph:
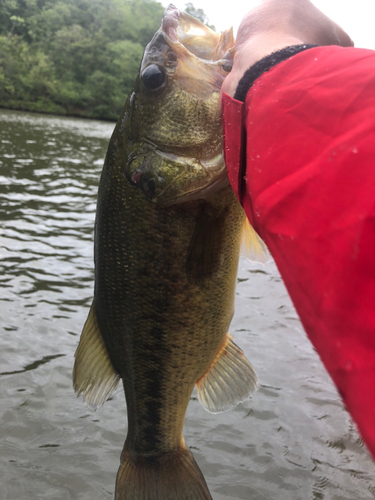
[[1, 109, 374, 499]]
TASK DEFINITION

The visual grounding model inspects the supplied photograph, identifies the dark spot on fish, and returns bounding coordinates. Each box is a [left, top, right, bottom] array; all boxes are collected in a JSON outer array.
[[138, 326, 169, 453], [146, 178, 156, 199]]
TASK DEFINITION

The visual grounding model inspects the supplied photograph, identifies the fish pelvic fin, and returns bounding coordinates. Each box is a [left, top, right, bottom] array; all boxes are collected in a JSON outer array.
[[196, 333, 258, 413], [115, 445, 212, 500], [73, 302, 120, 411], [241, 217, 270, 264]]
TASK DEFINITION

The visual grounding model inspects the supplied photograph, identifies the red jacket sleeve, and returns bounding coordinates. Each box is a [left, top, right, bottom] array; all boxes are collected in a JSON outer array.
[[222, 45, 375, 459]]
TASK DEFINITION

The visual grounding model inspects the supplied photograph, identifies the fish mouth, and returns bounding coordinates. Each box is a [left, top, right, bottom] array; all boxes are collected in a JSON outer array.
[[154, 148, 229, 205], [161, 4, 230, 61], [141, 4, 235, 93], [161, 4, 180, 43]]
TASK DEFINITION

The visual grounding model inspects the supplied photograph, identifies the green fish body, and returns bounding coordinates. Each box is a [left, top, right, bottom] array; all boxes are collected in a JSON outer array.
[[73, 6, 260, 499]]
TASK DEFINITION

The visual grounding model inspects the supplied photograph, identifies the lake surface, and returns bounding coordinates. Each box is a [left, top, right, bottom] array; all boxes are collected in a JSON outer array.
[[1, 108, 374, 500]]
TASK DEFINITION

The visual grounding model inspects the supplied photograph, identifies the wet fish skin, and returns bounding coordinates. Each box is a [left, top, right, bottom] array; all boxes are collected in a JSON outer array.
[[74, 5, 259, 500]]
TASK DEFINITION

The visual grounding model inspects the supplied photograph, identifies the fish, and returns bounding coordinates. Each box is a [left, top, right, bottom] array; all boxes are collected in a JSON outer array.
[[73, 5, 265, 499]]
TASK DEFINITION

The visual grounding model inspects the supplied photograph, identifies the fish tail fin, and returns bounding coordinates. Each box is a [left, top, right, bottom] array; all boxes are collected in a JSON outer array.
[[115, 445, 212, 500]]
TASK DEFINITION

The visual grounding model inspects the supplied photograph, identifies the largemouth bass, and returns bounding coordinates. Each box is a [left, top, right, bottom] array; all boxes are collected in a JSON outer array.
[[73, 5, 263, 499]]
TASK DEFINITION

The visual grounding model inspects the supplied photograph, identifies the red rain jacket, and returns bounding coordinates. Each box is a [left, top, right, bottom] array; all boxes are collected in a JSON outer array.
[[222, 45, 375, 459]]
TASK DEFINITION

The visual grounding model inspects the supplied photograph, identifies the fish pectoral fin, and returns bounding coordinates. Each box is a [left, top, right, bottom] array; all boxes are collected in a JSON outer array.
[[196, 333, 258, 414], [73, 302, 120, 411], [241, 217, 270, 264], [186, 205, 228, 284]]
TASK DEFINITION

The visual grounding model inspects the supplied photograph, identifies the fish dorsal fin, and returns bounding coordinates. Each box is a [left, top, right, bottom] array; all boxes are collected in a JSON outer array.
[[213, 27, 234, 61], [241, 217, 270, 264], [196, 334, 258, 414], [73, 302, 120, 411]]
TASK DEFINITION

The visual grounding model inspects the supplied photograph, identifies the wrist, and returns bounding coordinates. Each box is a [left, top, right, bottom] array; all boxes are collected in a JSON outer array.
[[222, 33, 305, 97], [233, 43, 317, 102], [237, 33, 306, 69]]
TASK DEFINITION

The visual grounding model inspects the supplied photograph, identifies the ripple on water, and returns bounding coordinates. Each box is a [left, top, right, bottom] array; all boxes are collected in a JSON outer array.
[[1, 109, 375, 500]]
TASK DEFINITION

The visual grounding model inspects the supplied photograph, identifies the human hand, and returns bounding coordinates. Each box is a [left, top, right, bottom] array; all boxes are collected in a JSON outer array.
[[222, 0, 353, 97]]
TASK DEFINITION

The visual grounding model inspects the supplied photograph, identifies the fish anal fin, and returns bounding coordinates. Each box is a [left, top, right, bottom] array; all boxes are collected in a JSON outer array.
[[116, 445, 212, 500], [196, 333, 258, 414], [241, 217, 270, 264], [73, 302, 120, 411]]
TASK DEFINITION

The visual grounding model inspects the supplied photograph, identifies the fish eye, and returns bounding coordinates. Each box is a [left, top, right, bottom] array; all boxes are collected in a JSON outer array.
[[141, 64, 165, 91], [219, 50, 234, 73]]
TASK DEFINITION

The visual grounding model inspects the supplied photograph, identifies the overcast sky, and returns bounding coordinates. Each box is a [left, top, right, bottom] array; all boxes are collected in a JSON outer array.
[[171, 0, 375, 50]]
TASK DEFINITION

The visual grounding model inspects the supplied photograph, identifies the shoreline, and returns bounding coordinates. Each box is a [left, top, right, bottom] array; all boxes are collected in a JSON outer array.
[[0, 103, 118, 123]]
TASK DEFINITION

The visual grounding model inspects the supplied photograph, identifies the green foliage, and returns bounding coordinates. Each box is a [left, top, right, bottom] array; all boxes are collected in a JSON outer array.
[[0, 0, 214, 120], [184, 2, 215, 30], [0, 0, 164, 119]]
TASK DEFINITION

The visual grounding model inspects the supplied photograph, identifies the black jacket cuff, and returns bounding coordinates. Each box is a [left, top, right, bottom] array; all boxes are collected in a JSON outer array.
[[233, 44, 317, 102]]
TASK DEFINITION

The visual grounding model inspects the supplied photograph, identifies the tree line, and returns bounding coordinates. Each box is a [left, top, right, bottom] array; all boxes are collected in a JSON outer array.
[[0, 0, 211, 120]]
